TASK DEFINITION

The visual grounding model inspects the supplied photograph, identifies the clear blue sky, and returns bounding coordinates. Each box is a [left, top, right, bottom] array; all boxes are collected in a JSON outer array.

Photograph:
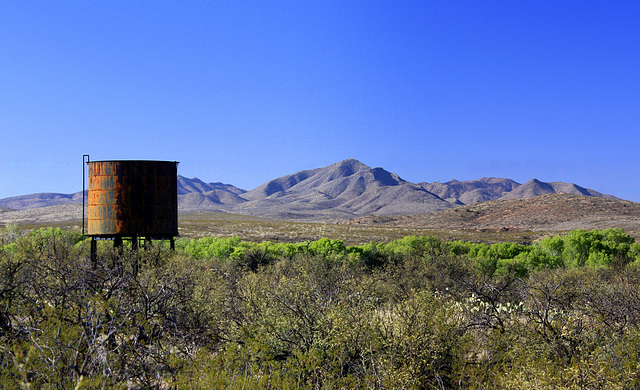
[[2, 1, 639, 201]]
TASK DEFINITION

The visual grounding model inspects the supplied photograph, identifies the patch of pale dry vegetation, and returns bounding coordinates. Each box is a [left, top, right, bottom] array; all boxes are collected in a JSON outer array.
[[179, 211, 540, 245]]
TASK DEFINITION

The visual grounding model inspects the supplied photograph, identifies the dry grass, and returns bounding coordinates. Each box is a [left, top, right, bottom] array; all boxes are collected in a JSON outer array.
[[178, 211, 542, 245]]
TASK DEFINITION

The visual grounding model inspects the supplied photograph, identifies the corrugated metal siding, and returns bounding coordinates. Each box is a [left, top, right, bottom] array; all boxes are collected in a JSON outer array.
[[87, 160, 178, 237]]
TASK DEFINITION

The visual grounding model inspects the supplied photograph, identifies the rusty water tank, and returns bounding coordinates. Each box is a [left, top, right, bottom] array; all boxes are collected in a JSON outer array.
[[87, 160, 178, 238]]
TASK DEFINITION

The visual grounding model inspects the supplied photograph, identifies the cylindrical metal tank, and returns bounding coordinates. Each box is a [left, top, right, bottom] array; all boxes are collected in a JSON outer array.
[[87, 160, 178, 238]]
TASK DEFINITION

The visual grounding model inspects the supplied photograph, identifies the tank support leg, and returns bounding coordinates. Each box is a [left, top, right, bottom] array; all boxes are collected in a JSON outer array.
[[170, 237, 175, 251], [90, 238, 97, 268]]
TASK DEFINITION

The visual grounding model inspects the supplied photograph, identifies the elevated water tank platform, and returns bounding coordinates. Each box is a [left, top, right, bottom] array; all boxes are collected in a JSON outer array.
[[84, 159, 179, 259]]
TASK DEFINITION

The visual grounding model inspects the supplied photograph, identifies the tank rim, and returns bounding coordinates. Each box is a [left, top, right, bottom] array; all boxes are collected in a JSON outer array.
[[87, 160, 179, 163]]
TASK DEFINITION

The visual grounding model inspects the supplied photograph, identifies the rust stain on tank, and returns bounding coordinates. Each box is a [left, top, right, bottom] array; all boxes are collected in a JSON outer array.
[[87, 160, 178, 237]]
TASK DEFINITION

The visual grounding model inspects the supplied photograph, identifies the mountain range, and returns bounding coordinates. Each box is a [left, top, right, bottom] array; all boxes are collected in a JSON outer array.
[[0, 159, 619, 220]]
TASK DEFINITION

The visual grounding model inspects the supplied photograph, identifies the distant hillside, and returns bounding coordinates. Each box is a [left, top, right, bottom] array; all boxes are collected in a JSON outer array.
[[177, 176, 246, 196], [0, 192, 84, 210], [420, 177, 520, 204], [342, 193, 640, 233], [177, 176, 247, 209], [0, 158, 622, 220], [499, 178, 615, 200]]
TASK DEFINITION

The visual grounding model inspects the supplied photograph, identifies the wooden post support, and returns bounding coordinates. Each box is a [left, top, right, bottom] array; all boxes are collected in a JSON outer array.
[[90, 238, 97, 267]]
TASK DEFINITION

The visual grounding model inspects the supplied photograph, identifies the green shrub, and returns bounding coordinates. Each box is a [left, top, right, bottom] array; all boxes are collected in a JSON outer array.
[[176, 235, 242, 259]]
